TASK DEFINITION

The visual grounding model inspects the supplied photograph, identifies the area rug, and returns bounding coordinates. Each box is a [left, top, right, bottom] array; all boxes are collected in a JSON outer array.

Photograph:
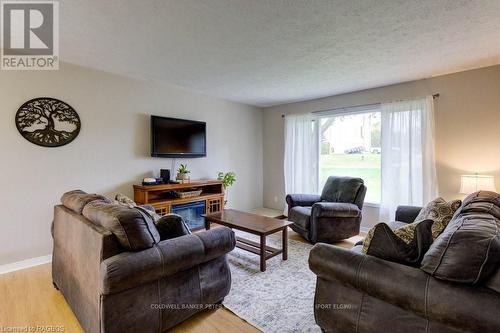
[[223, 231, 321, 333]]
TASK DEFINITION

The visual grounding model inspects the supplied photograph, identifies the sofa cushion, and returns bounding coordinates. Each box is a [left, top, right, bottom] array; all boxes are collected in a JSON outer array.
[[82, 200, 160, 251], [312, 202, 360, 218], [61, 190, 110, 214], [155, 214, 192, 241], [320, 176, 364, 204], [289, 206, 312, 231], [362, 220, 434, 266], [413, 197, 461, 240], [100, 227, 235, 295], [485, 267, 500, 294], [421, 191, 500, 284]]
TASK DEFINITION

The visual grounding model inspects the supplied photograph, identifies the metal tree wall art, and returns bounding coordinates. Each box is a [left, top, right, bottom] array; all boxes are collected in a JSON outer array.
[[15, 97, 81, 147]]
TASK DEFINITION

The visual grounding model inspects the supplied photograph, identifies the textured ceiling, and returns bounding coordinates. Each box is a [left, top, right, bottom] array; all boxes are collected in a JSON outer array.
[[60, 0, 500, 106]]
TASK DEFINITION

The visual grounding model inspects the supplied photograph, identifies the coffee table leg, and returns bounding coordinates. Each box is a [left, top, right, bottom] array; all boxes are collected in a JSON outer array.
[[260, 234, 266, 272], [282, 227, 288, 260]]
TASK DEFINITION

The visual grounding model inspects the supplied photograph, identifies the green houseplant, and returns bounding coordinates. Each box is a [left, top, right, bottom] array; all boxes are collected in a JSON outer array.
[[217, 171, 236, 205], [176, 164, 191, 182]]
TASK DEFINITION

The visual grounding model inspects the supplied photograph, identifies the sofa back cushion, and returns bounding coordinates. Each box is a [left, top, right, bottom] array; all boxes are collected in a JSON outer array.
[[82, 200, 160, 251], [320, 176, 364, 204], [421, 191, 500, 284], [61, 190, 110, 214]]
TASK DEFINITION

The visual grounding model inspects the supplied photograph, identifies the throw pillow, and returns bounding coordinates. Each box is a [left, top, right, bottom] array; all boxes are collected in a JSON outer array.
[[155, 214, 192, 241], [413, 197, 462, 240], [421, 191, 500, 284], [114, 193, 162, 222], [135, 205, 162, 223], [114, 193, 137, 208], [362, 220, 434, 266]]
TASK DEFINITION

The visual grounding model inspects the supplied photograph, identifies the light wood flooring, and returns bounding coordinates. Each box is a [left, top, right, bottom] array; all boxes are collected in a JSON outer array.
[[0, 210, 362, 333]]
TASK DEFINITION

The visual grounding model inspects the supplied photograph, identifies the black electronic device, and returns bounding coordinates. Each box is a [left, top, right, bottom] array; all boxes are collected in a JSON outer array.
[[151, 116, 206, 158], [160, 169, 171, 183]]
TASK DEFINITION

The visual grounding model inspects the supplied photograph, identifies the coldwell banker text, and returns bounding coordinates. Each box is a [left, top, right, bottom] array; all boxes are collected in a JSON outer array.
[[1, 1, 59, 70]]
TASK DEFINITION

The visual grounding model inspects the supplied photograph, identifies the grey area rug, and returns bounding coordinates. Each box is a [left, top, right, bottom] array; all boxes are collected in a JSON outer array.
[[223, 231, 321, 333]]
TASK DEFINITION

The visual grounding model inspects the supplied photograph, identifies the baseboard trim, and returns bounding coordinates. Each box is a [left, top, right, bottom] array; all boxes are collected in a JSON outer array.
[[0, 254, 52, 275]]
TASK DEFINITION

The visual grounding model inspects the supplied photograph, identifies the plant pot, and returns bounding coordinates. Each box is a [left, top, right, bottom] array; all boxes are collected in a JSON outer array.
[[176, 173, 190, 181], [223, 188, 229, 206]]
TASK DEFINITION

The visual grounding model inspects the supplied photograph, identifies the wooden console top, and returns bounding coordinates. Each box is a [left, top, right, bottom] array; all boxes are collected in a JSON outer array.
[[133, 179, 223, 191]]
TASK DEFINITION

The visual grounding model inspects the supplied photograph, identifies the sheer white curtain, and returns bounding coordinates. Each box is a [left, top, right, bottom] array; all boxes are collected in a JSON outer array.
[[283, 113, 318, 214], [380, 96, 438, 221]]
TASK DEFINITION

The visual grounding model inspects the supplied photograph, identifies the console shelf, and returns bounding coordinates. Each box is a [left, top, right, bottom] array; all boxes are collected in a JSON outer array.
[[133, 180, 225, 216]]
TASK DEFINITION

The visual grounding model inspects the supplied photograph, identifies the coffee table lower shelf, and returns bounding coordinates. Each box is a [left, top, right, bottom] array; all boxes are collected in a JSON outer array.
[[236, 236, 284, 261], [203, 209, 293, 272], [232, 228, 288, 272]]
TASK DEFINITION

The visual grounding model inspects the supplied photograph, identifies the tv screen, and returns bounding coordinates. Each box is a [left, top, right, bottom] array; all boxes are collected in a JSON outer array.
[[151, 116, 206, 158]]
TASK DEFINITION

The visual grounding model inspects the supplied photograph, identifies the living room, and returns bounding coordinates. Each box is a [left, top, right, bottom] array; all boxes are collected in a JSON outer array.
[[1, 1, 499, 332]]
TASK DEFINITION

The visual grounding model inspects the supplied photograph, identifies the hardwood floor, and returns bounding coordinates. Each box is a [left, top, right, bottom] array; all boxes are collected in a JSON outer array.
[[0, 263, 259, 333], [0, 221, 361, 332], [0, 264, 83, 332]]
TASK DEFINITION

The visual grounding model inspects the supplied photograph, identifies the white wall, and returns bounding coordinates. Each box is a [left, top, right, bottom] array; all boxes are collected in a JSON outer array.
[[0, 62, 263, 265], [263, 65, 500, 229]]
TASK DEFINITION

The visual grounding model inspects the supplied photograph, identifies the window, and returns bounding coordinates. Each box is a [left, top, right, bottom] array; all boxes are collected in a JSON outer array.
[[318, 110, 381, 203]]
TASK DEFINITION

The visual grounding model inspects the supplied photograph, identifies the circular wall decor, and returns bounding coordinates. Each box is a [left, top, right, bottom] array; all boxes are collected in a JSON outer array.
[[15, 97, 81, 147]]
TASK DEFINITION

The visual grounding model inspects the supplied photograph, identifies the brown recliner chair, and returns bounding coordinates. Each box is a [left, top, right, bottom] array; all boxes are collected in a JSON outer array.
[[286, 176, 366, 244]]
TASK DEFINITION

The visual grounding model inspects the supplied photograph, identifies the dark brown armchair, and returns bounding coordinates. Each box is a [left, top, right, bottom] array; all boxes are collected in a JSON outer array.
[[286, 176, 366, 244]]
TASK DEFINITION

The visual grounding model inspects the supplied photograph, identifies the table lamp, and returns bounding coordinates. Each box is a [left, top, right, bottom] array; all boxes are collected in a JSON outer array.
[[459, 174, 497, 194]]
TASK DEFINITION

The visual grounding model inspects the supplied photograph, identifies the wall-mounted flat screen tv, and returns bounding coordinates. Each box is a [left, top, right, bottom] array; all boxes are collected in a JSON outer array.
[[151, 116, 206, 158]]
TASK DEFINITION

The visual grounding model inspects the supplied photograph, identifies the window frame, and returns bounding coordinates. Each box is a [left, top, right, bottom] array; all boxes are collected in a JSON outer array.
[[313, 104, 382, 205]]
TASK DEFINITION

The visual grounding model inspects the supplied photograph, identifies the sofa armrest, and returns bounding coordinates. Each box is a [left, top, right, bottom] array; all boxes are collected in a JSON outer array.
[[395, 205, 422, 223], [286, 194, 321, 208], [309, 243, 500, 331], [312, 202, 360, 218], [100, 227, 235, 295], [309, 243, 428, 317]]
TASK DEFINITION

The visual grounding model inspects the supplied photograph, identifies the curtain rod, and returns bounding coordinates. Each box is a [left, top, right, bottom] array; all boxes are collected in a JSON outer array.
[[281, 93, 440, 118]]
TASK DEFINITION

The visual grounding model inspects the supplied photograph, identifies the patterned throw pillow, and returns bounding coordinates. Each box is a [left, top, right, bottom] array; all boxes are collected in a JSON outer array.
[[115, 193, 137, 208], [413, 197, 462, 240], [362, 197, 462, 257], [114, 193, 162, 222], [362, 220, 430, 252], [393, 222, 421, 244], [362, 220, 434, 266]]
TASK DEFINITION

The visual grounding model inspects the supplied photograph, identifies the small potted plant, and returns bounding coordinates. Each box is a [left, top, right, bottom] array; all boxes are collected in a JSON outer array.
[[176, 164, 191, 182], [217, 171, 236, 205]]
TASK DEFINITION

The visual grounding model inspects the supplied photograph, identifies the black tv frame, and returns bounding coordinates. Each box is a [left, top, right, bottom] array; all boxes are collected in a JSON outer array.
[[150, 115, 207, 158]]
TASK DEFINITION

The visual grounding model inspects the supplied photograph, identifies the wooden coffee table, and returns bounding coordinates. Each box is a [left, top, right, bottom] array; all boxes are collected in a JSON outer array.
[[203, 209, 293, 272]]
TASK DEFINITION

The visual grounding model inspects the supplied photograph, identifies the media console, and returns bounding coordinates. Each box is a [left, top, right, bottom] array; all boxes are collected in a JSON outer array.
[[133, 180, 225, 230]]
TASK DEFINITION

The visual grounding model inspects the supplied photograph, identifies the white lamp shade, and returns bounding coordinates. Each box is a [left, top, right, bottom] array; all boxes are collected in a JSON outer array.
[[459, 175, 497, 194]]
